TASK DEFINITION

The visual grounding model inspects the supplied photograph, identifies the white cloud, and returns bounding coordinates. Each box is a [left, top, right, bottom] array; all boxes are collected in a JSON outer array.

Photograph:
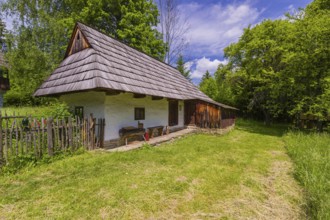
[[184, 61, 194, 70], [190, 57, 227, 79], [179, 1, 263, 57]]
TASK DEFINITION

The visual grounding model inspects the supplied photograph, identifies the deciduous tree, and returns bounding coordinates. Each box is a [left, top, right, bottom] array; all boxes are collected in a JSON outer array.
[[1, 0, 166, 105]]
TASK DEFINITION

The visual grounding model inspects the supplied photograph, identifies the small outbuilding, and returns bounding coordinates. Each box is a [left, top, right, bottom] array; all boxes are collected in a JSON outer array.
[[34, 22, 237, 147]]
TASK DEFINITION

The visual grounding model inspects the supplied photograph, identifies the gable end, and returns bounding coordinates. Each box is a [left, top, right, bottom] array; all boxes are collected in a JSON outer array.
[[65, 26, 91, 57]]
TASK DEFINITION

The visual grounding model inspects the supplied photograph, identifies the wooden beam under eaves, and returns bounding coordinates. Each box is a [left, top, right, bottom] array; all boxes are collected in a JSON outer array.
[[151, 96, 163, 100], [133, 93, 146, 98]]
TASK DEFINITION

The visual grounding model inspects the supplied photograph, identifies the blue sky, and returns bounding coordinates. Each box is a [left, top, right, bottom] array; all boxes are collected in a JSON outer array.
[[178, 0, 313, 83], [2, 0, 313, 84]]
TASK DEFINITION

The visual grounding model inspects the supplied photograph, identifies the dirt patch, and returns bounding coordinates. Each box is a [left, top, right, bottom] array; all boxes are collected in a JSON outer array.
[[176, 176, 188, 182]]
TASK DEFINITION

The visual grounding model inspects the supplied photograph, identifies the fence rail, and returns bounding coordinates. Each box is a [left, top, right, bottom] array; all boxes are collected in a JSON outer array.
[[0, 113, 105, 167]]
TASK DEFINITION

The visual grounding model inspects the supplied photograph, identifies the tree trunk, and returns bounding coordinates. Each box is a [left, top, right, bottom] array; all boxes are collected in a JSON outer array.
[[263, 110, 271, 126], [316, 120, 323, 132]]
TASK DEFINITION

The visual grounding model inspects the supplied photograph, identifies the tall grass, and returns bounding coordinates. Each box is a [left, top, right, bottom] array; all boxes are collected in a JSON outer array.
[[284, 131, 330, 219], [1, 102, 72, 118]]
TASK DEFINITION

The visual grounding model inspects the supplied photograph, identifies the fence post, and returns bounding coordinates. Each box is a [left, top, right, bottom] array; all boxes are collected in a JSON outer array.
[[47, 117, 54, 156], [68, 116, 73, 149], [101, 118, 105, 148], [89, 114, 94, 150], [0, 112, 3, 166]]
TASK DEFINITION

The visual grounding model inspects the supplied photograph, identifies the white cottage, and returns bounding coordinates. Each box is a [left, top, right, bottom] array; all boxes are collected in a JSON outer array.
[[34, 22, 237, 147]]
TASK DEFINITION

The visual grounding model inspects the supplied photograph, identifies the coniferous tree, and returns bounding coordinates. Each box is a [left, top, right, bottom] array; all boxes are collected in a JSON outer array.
[[176, 54, 191, 80]]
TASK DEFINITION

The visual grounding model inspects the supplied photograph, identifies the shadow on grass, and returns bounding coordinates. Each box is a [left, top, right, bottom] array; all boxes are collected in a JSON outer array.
[[235, 118, 289, 137]]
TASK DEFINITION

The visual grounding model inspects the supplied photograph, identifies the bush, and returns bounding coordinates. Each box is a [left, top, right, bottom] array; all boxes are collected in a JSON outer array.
[[44, 102, 72, 118]]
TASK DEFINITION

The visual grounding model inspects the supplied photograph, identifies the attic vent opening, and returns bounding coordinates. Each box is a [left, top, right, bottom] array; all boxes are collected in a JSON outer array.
[[69, 29, 90, 56]]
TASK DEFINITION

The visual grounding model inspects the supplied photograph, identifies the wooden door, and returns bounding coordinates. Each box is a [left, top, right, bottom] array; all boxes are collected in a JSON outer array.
[[184, 101, 196, 125], [168, 100, 178, 126]]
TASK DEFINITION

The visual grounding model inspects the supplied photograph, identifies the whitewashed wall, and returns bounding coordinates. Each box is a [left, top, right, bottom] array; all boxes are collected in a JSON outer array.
[[60, 92, 185, 140], [60, 91, 105, 120]]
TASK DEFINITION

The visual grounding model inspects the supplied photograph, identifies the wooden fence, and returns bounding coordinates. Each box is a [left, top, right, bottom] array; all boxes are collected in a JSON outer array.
[[0, 113, 105, 166]]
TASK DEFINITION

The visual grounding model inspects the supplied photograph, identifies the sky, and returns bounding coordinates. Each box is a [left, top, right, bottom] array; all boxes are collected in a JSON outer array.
[[178, 0, 313, 84], [2, 0, 314, 84]]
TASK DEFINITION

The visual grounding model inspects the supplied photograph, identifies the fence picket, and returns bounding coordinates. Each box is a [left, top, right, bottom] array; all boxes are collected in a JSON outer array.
[[0, 115, 105, 167], [64, 119, 68, 150], [68, 117, 73, 149], [19, 121, 23, 155], [9, 118, 14, 156], [15, 118, 18, 156], [4, 113, 8, 161], [47, 118, 54, 156]]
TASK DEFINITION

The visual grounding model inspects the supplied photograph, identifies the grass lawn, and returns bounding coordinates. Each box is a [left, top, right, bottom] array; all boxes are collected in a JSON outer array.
[[0, 120, 304, 219]]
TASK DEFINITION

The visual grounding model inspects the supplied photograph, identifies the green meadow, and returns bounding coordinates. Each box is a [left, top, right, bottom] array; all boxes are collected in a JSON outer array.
[[0, 119, 328, 219]]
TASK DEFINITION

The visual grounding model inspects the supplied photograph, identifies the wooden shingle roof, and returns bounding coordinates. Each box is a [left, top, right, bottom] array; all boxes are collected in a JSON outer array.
[[34, 22, 236, 110]]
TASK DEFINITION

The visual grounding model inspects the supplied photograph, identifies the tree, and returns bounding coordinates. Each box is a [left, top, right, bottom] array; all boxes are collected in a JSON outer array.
[[214, 64, 235, 106], [176, 54, 191, 80], [222, 0, 330, 126], [284, 2, 330, 124], [117, 0, 166, 60], [224, 19, 293, 124], [1, 0, 166, 105], [199, 72, 217, 100], [157, 0, 189, 65], [201, 71, 211, 81]]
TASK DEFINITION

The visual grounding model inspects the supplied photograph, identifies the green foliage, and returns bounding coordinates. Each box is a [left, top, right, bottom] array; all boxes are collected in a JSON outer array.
[[1, 105, 55, 117], [1, 0, 165, 106], [1, 102, 72, 118], [285, 131, 330, 219], [220, 0, 330, 124], [118, 0, 165, 60], [214, 64, 235, 105], [44, 102, 73, 118], [224, 19, 292, 122], [199, 74, 217, 100], [199, 68, 236, 106], [201, 70, 211, 81], [176, 54, 191, 80]]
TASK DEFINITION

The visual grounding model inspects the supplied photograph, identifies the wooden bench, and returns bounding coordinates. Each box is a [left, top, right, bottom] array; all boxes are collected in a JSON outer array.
[[119, 126, 145, 145], [147, 126, 164, 138]]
